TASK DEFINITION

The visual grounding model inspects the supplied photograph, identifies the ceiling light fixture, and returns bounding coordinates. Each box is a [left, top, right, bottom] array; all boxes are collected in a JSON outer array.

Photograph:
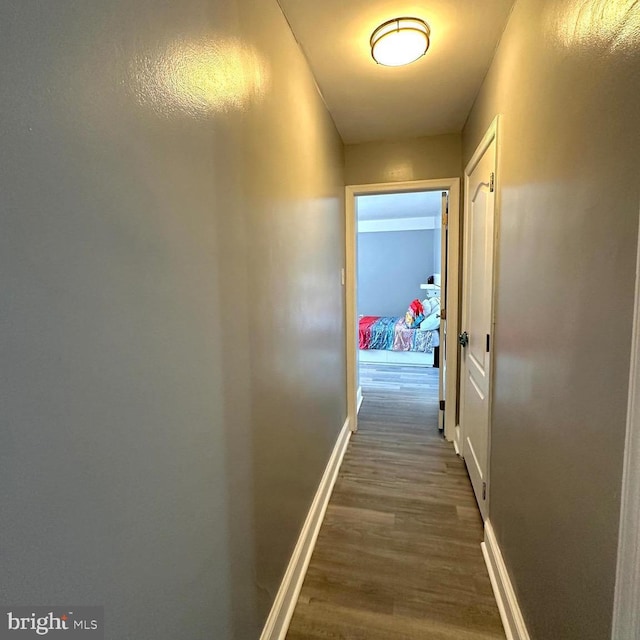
[[370, 17, 430, 67]]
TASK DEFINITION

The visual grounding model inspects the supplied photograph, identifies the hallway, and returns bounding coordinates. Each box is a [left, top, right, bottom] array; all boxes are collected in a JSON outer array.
[[286, 364, 505, 639]]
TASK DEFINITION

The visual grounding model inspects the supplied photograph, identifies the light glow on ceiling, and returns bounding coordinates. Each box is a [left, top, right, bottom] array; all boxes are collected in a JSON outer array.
[[370, 17, 430, 67]]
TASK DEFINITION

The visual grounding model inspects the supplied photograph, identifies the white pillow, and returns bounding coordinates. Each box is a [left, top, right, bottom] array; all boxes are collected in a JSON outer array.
[[427, 297, 440, 314], [422, 298, 439, 312], [420, 312, 440, 331]]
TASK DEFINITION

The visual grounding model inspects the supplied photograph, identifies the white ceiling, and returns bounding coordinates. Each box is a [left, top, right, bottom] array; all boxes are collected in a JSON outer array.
[[278, 0, 515, 144], [357, 191, 442, 221]]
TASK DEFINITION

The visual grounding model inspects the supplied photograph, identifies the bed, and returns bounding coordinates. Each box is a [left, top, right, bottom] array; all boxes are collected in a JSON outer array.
[[358, 315, 439, 366]]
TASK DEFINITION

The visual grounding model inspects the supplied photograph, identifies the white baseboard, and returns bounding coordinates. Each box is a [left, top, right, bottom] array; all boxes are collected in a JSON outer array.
[[259, 417, 352, 640], [481, 520, 530, 640], [356, 386, 363, 414]]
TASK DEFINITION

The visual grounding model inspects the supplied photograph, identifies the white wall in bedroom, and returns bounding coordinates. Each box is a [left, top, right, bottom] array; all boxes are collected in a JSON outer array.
[[357, 227, 438, 317]]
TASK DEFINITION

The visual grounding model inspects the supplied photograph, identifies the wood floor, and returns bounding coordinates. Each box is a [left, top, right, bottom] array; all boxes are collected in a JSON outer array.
[[286, 364, 505, 640]]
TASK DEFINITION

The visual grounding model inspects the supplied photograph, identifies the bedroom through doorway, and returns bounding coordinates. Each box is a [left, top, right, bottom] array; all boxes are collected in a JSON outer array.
[[356, 190, 446, 434]]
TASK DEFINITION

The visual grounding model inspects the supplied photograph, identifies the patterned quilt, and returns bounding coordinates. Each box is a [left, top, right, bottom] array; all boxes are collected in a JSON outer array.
[[358, 316, 436, 353]]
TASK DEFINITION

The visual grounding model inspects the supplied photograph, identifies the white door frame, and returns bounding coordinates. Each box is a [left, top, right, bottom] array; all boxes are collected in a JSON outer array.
[[345, 178, 461, 438], [611, 202, 640, 639], [459, 115, 501, 511]]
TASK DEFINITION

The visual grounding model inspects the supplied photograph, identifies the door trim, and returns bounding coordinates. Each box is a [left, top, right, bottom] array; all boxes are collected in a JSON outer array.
[[611, 201, 640, 639], [460, 115, 501, 513], [345, 178, 461, 438], [438, 191, 448, 431]]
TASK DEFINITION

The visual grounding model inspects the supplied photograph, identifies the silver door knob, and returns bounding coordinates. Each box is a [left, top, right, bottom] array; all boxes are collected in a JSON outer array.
[[458, 331, 469, 347]]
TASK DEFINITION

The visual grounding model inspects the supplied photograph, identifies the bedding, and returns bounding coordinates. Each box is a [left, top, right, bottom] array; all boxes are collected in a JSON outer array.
[[405, 299, 425, 328], [359, 316, 438, 353]]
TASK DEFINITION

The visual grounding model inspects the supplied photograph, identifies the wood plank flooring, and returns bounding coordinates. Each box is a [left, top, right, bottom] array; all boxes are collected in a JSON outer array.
[[286, 364, 505, 640]]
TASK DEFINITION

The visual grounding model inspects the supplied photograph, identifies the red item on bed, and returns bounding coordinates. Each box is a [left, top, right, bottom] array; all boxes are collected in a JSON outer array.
[[358, 316, 378, 349], [410, 299, 424, 316]]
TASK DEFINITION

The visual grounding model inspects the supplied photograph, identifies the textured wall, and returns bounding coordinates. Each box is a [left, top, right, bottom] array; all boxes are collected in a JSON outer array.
[[0, 1, 345, 638], [357, 230, 435, 317], [345, 133, 461, 185], [462, 1, 640, 638]]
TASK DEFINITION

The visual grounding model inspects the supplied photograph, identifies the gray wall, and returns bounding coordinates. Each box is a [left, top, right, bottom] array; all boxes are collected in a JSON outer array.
[[345, 133, 462, 185], [357, 230, 435, 317], [462, 1, 640, 638], [0, 1, 345, 638]]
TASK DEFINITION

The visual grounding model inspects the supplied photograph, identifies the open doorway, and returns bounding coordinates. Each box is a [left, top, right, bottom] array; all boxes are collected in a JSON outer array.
[[345, 178, 461, 441], [356, 190, 443, 432]]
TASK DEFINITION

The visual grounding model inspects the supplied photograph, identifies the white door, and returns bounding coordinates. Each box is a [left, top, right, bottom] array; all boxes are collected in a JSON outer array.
[[438, 191, 448, 431], [460, 120, 498, 520]]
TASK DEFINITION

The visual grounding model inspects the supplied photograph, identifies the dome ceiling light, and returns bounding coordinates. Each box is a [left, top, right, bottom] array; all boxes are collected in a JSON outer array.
[[370, 17, 431, 67]]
